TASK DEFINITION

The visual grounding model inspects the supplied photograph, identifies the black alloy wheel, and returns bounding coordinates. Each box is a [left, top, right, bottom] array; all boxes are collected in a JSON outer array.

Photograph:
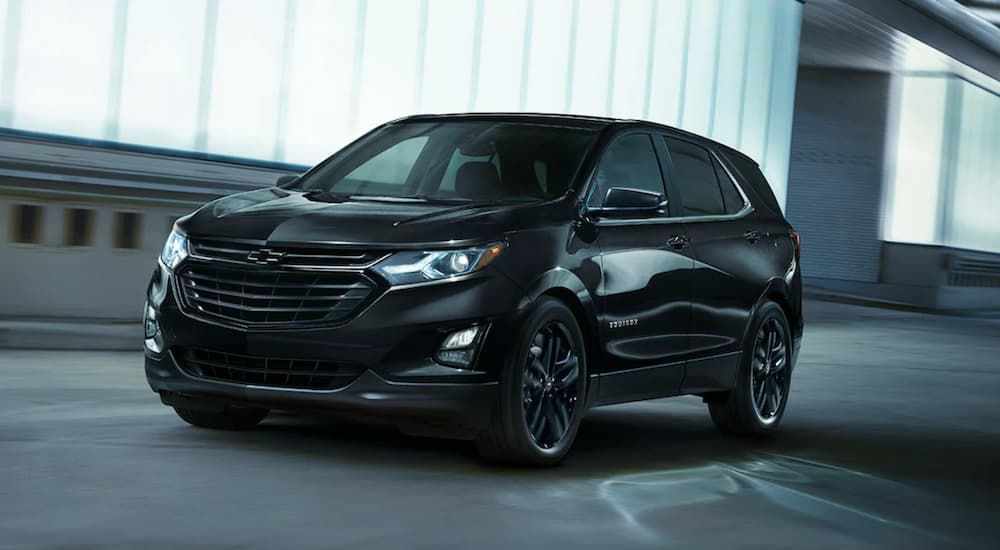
[[477, 297, 587, 465], [750, 317, 788, 425], [708, 301, 792, 435], [522, 321, 581, 449]]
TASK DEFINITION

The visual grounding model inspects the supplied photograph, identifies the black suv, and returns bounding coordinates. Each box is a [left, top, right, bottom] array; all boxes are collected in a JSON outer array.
[[145, 113, 802, 464]]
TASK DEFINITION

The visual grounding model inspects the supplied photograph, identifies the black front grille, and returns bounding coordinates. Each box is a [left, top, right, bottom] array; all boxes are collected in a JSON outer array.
[[176, 348, 364, 390], [189, 239, 385, 268], [177, 263, 376, 327]]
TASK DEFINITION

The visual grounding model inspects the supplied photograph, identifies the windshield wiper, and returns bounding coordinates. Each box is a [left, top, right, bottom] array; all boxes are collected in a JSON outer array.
[[304, 191, 436, 204], [348, 195, 432, 203], [302, 189, 352, 203], [399, 195, 520, 205]]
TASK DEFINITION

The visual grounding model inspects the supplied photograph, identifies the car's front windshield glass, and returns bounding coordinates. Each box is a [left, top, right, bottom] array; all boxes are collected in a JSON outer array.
[[291, 121, 600, 203]]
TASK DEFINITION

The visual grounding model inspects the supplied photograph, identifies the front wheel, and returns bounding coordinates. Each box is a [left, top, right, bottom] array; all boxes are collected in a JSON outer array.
[[708, 301, 792, 435], [477, 298, 587, 465]]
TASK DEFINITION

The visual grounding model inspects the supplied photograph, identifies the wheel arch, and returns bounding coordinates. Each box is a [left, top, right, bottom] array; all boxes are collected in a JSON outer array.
[[758, 277, 801, 339], [738, 278, 800, 356], [518, 269, 601, 404]]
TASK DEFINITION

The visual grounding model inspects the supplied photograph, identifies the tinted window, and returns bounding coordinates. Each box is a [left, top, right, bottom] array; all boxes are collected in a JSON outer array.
[[587, 134, 666, 208], [64, 208, 95, 247], [723, 151, 782, 215], [11, 204, 43, 244], [298, 121, 598, 203], [714, 158, 746, 214], [439, 149, 501, 192], [664, 137, 725, 216], [113, 212, 142, 249], [341, 136, 429, 193]]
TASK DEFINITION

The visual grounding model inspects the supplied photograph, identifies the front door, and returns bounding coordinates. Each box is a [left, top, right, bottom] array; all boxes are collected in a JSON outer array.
[[587, 132, 695, 405]]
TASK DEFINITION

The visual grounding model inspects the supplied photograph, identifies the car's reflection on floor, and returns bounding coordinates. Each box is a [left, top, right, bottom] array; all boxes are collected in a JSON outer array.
[[3, 300, 999, 548]]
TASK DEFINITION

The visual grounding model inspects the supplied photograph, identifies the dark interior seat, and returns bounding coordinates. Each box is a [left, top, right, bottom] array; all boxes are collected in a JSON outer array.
[[455, 162, 502, 200]]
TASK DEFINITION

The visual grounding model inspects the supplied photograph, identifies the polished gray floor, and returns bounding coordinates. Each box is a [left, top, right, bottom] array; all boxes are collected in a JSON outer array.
[[2, 301, 999, 549]]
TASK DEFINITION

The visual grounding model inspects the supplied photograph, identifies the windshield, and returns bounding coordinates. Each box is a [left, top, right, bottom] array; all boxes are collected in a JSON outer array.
[[292, 121, 600, 203]]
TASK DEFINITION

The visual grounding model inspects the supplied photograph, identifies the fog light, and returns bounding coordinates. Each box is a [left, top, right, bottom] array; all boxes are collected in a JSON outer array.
[[144, 305, 157, 339], [441, 326, 479, 349], [434, 325, 486, 369], [143, 304, 163, 354]]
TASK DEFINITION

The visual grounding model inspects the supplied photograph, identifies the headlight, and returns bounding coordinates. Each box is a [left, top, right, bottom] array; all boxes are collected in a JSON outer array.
[[373, 241, 506, 286], [160, 229, 188, 270]]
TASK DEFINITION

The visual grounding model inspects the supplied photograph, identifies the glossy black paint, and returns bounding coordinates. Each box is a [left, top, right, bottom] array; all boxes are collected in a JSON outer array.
[[145, 113, 802, 434]]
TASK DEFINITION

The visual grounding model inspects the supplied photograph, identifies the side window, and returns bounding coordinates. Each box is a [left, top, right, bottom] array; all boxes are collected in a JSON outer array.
[[341, 136, 429, 193], [714, 158, 747, 214], [663, 137, 725, 217], [726, 152, 782, 215], [587, 133, 666, 209]]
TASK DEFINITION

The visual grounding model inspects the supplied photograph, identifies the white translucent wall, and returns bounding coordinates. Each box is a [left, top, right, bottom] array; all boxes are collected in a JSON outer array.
[[887, 74, 1000, 254], [885, 76, 948, 245], [0, 0, 802, 206], [949, 79, 1000, 253]]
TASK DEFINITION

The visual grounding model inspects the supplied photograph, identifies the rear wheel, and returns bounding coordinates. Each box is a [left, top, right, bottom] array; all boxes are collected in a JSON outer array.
[[173, 405, 269, 430], [708, 301, 792, 435], [477, 298, 587, 465]]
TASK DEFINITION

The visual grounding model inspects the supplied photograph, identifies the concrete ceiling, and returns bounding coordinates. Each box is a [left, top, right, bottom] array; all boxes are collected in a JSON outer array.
[[957, 1, 1000, 27], [800, 0, 1000, 90]]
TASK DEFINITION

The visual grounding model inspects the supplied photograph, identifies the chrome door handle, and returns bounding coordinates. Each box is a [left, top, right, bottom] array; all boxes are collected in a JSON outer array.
[[743, 230, 761, 243]]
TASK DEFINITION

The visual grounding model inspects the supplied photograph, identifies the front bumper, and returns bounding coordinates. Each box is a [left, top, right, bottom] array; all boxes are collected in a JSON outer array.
[[145, 261, 527, 430], [148, 351, 497, 430]]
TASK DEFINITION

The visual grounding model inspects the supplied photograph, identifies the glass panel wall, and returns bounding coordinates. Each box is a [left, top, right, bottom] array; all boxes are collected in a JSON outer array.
[[282, 0, 360, 165], [948, 79, 1000, 253], [887, 74, 1000, 254], [117, 0, 205, 150], [608, 0, 654, 120], [885, 76, 948, 245], [205, 0, 286, 159], [0, 0, 804, 207], [11, 0, 117, 137], [566, 0, 615, 116]]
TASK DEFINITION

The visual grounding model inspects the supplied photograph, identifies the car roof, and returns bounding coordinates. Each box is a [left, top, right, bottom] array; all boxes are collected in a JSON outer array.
[[393, 112, 759, 166]]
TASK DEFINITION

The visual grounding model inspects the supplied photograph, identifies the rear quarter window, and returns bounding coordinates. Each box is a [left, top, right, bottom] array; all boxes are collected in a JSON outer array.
[[721, 151, 783, 216], [712, 157, 746, 214]]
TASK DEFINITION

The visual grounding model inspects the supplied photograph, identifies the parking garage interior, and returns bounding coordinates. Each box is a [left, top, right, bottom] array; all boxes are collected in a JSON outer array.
[[1, 0, 999, 548]]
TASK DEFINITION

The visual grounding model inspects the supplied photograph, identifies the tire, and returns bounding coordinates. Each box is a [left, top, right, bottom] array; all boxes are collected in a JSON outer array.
[[174, 405, 269, 430], [477, 297, 588, 465], [708, 301, 792, 435]]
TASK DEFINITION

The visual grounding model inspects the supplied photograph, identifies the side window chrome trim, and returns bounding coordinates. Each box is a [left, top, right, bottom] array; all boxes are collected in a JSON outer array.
[[595, 147, 754, 227], [708, 148, 753, 216]]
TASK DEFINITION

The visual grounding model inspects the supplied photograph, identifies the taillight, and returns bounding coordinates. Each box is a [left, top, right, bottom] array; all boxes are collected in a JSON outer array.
[[789, 230, 801, 258]]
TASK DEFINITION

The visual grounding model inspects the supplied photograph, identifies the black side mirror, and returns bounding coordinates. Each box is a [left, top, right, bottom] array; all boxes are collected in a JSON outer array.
[[276, 174, 300, 187], [592, 187, 667, 219]]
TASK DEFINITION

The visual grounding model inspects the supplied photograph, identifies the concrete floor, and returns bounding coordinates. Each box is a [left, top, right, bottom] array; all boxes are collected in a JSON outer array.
[[2, 301, 999, 549]]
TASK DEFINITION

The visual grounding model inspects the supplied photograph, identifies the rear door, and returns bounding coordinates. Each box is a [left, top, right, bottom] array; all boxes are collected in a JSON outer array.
[[660, 135, 771, 393], [589, 132, 696, 405]]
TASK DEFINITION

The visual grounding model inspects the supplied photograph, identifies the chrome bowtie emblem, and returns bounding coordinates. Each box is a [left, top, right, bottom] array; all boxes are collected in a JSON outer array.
[[246, 248, 286, 265]]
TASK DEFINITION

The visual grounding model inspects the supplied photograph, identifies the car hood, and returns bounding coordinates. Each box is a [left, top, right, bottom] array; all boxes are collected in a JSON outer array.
[[178, 188, 553, 248]]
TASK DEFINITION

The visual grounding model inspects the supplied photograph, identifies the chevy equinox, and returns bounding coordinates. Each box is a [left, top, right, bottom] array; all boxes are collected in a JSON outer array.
[[145, 113, 803, 464]]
